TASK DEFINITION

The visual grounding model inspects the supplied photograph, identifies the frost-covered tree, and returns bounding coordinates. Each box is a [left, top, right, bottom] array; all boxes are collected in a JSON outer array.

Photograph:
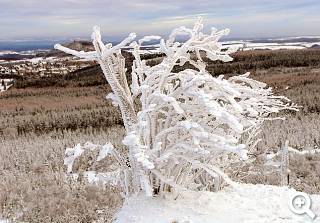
[[55, 18, 297, 197]]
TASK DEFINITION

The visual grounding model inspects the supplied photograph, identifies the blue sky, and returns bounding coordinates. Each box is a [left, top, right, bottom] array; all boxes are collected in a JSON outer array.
[[1, 0, 320, 40]]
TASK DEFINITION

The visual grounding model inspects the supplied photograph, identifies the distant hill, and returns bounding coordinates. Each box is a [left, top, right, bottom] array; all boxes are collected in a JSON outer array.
[[36, 40, 94, 58], [311, 44, 320, 49], [0, 53, 34, 61]]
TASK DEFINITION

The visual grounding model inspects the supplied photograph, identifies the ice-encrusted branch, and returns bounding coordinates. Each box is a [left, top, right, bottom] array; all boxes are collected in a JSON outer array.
[[64, 142, 114, 173], [54, 44, 99, 60]]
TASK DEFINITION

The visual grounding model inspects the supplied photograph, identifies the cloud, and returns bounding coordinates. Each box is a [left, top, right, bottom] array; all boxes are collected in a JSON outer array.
[[0, 0, 319, 39]]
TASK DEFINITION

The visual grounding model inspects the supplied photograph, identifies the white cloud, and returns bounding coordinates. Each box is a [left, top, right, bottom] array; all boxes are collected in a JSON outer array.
[[0, 0, 319, 39]]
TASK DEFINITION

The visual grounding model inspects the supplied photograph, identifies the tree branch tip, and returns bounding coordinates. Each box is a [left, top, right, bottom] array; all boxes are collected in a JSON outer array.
[[93, 25, 101, 31], [54, 43, 62, 50]]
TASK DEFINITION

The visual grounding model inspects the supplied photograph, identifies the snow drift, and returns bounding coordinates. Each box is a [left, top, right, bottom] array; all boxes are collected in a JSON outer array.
[[114, 183, 320, 223]]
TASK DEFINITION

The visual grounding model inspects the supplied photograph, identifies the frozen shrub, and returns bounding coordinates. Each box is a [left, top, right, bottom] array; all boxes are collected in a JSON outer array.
[[55, 18, 297, 197]]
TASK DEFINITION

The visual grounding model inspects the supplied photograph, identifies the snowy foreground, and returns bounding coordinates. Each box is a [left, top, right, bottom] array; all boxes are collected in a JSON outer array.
[[114, 184, 320, 223]]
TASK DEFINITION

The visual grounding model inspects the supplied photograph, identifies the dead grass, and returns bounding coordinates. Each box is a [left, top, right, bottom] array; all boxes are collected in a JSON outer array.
[[0, 87, 107, 113], [254, 65, 320, 149], [0, 126, 125, 222], [0, 86, 122, 137], [230, 65, 320, 194]]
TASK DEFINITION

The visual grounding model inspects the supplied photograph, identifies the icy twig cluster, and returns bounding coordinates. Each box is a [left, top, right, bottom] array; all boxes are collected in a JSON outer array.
[[263, 141, 319, 186], [55, 18, 297, 197], [64, 142, 122, 187]]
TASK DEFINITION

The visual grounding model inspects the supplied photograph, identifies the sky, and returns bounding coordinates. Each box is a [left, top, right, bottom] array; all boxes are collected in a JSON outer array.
[[1, 0, 320, 41]]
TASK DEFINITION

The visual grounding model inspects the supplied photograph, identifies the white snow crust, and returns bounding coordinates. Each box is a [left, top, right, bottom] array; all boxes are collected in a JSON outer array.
[[114, 184, 320, 223]]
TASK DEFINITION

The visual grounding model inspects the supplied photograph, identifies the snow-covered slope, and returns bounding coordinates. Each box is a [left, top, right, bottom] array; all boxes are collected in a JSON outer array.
[[114, 184, 320, 223]]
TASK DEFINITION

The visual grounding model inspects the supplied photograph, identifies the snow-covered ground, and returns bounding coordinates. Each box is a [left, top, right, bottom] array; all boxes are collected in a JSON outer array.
[[0, 51, 19, 56], [114, 183, 320, 223], [222, 41, 320, 51]]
